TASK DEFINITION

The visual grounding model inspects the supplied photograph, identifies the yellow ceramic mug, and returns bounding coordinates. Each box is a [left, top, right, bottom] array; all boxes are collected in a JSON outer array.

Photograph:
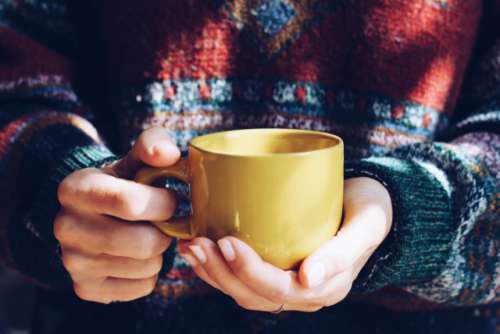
[[135, 129, 344, 269]]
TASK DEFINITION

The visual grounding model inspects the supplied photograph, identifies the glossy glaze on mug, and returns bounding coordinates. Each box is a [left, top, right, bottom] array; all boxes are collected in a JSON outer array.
[[136, 129, 343, 270]]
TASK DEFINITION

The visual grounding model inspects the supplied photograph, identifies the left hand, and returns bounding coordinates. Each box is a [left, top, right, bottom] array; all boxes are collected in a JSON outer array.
[[178, 177, 393, 312]]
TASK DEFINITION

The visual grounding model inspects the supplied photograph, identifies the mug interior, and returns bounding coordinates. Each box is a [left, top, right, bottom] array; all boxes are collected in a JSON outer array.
[[190, 129, 341, 156]]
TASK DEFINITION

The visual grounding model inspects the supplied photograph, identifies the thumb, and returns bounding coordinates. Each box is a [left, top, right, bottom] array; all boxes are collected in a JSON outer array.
[[111, 127, 181, 178], [299, 179, 392, 288], [299, 229, 368, 289]]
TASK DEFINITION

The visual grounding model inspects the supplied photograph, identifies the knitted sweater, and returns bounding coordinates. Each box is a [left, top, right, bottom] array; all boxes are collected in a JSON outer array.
[[0, 0, 499, 332]]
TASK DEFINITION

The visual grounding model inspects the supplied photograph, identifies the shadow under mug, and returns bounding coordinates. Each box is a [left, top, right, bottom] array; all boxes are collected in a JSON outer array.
[[135, 129, 344, 270]]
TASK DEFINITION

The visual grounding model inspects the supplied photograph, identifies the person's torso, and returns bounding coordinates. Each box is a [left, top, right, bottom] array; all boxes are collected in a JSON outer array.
[[78, 0, 482, 157], [26, 2, 497, 332]]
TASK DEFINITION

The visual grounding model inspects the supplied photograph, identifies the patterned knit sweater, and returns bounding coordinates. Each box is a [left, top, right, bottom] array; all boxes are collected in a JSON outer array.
[[0, 0, 499, 332]]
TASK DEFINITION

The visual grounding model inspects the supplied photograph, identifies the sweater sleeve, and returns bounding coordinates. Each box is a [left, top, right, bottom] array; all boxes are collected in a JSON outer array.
[[0, 4, 117, 289], [348, 33, 500, 305]]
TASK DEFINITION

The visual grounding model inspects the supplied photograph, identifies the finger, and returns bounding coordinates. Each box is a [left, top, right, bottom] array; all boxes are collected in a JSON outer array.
[[217, 237, 312, 305], [54, 210, 171, 259], [178, 241, 224, 292], [188, 238, 282, 312], [275, 271, 353, 310], [299, 196, 390, 288], [309, 270, 354, 307], [61, 248, 163, 280], [180, 242, 324, 313], [112, 127, 180, 178], [58, 168, 177, 221], [73, 275, 158, 304]]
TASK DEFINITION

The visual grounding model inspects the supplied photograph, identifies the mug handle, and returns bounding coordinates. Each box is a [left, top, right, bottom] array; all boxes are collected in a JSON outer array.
[[134, 158, 194, 240]]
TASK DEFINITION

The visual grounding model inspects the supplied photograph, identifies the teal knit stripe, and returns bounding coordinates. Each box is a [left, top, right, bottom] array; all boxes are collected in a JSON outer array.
[[345, 157, 453, 293], [5, 121, 117, 287], [53, 145, 117, 179], [8, 144, 117, 288]]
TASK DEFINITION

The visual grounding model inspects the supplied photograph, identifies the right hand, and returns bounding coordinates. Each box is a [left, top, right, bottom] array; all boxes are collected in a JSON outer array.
[[54, 127, 180, 304]]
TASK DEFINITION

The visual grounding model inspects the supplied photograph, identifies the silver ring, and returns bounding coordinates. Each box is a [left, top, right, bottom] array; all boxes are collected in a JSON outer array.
[[271, 304, 285, 314]]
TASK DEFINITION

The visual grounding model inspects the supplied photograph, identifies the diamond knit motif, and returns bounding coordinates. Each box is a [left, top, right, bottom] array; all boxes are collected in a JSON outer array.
[[254, 0, 296, 36], [225, 0, 339, 57]]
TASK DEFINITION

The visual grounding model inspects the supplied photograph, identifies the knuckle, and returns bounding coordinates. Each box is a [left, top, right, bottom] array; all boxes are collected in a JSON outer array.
[[52, 215, 65, 242], [57, 169, 89, 207], [61, 253, 83, 273], [53, 213, 76, 244], [57, 175, 75, 207], [73, 283, 97, 302]]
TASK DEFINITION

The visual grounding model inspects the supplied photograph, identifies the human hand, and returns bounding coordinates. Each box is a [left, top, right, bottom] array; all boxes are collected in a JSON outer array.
[[178, 177, 392, 312], [54, 127, 180, 304]]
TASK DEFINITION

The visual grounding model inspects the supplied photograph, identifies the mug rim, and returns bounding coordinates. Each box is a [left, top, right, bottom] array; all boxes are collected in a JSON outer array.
[[189, 128, 343, 158]]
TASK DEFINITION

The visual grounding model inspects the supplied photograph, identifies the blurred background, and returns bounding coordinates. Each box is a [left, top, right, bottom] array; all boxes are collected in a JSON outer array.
[[0, 267, 35, 334]]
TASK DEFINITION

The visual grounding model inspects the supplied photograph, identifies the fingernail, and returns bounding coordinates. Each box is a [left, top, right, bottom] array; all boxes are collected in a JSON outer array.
[[217, 239, 235, 262], [148, 142, 178, 157], [189, 245, 207, 264], [181, 252, 198, 267], [307, 263, 326, 287], [147, 144, 160, 157]]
